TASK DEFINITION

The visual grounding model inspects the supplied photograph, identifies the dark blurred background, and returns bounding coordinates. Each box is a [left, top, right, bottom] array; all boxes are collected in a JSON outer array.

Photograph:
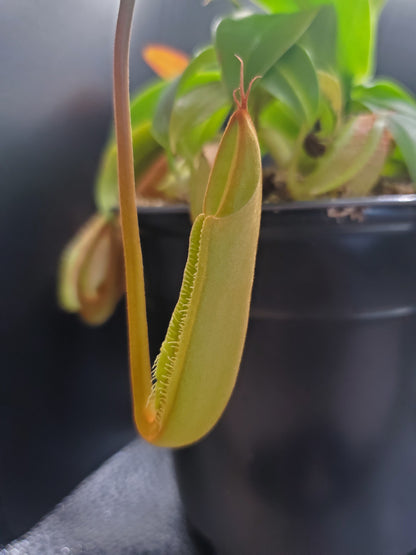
[[0, 0, 415, 546]]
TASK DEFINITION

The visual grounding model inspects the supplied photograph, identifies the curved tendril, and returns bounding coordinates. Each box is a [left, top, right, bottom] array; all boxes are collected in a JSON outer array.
[[233, 55, 261, 110]]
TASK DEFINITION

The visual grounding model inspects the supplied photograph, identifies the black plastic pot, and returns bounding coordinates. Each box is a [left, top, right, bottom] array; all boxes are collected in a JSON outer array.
[[141, 196, 416, 555]]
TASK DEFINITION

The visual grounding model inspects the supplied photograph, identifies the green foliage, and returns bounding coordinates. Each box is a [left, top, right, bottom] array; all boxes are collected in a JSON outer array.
[[297, 6, 337, 72], [169, 82, 229, 160], [261, 45, 319, 128], [152, 47, 228, 160], [96, 0, 416, 213], [352, 80, 416, 181], [215, 10, 318, 93], [251, 0, 376, 82], [290, 114, 389, 198]]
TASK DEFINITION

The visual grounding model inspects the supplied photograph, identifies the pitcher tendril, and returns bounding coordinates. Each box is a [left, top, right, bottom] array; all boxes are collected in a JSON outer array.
[[114, 0, 262, 447], [233, 55, 261, 110]]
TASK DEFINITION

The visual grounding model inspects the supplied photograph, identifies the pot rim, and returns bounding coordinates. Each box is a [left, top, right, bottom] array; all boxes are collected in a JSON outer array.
[[138, 194, 416, 215]]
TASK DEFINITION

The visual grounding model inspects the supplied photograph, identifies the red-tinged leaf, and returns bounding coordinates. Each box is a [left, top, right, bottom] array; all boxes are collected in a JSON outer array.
[[58, 215, 125, 326], [142, 44, 189, 79]]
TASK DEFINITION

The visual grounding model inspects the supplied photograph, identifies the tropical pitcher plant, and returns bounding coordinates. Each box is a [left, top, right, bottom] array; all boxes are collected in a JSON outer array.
[[59, 0, 416, 446]]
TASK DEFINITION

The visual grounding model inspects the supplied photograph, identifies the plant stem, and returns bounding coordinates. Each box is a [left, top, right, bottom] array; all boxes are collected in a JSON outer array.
[[114, 0, 153, 421]]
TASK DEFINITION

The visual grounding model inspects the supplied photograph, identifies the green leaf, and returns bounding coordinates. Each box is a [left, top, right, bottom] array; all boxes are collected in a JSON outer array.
[[259, 127, 296, 168], [152, 77, 181, 150], [292, 114, 388, 198], [352, 79, 416, 181], [259, 99, 299, 166], [251, 0, 304, 10], [298, 5, 337, 72], [170, 81, 229, 160], [130, 80, 167, 129], [318, 71, 343, 120], [387, 114, 416, 183], [215, 10, 318, 95], [352, 79, 416, 113], [343, 127, 390, 197], [95, 122, 162, 214], [258, 102, 300, 168], [382, 145, 409, 179], [260, 97, 300, 137], [152, 47, 220, 149], [251, 0, 375, 82], [105, 80, 166, 143], [334, 0, 373, 81], [170, 80, 225, 138], [177, 47, 220, 94], [261, 44, 319, 127]]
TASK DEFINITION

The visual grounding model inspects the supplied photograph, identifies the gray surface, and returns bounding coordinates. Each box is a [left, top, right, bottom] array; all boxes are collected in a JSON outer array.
[[2, 440, 196, 555]]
